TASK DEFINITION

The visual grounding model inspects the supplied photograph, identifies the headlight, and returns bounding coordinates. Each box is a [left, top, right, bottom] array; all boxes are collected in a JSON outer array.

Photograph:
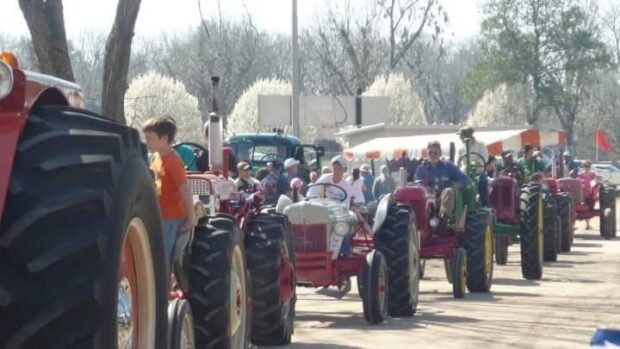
[[333, 221, 349, 237], [0, 61, 13, 100]]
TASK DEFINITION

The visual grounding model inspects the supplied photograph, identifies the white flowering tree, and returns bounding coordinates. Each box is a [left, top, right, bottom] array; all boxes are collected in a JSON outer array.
[[125, 71, 203, 142], [364, 73, 426, 125], [227, 78, 316, 143], [467, 83, 535, 127]]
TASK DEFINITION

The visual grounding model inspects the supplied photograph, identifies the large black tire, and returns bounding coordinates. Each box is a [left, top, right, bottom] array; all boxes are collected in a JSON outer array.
[[0, 107, 168, 348], [189, 217, 250, 349], [245, 213, 296, 346], [361, 250, 389, 324], [375, 204, 420, 317], [452, 248, 467, 299], [495, 235, 509, 265], [557, 193, 574, 252], [168, 299, 195, 349], [543, 197, 560, 262], [600, 185, 616, 240], [519, 184, 544, 280], [464, 210, 494, 293]]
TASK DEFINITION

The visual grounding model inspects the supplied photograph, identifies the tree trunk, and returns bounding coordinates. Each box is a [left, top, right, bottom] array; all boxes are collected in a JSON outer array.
[[101, 0, 142, 124], [18, 0, 74, 81]]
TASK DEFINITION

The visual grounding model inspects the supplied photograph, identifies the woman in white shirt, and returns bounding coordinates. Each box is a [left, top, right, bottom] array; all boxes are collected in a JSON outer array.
[[348, 168, 366, 207]]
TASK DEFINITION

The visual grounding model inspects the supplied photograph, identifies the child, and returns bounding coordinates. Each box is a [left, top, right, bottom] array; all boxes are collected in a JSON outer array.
[[142, 117, 196, 268]]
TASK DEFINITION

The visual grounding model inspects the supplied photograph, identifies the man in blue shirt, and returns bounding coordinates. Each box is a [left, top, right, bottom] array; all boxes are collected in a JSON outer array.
[[260, 160, 290, 205], [415, 141, 469, 220]]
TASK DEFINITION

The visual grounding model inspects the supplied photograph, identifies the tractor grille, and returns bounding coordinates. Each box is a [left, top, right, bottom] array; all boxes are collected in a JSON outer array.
[[188, 178, 211, 196], [409, 199, 427, 230], [292, 223, 327, 253]]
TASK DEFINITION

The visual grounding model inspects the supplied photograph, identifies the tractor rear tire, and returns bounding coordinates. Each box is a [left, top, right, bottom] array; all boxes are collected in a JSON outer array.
[[189, 217, 250, 349], [600, 185, 617, 240], [464, 210, 494, 293], [452, 248, 467, 299], [543, 197, 560, 262], [495, 235, 509, 265], [0, 107, 168, 348], [519, 184, 544, 280], [375, 204, 420, 317], [361, 250, 389, 324], [245, 213, 296, 346], [557, 194, 574, 252]]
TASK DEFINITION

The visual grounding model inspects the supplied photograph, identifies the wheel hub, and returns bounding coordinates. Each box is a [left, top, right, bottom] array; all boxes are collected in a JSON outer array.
[[117, 277, 133, 349]]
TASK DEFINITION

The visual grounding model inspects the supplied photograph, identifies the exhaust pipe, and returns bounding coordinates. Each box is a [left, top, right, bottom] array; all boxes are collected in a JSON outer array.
[[208, 76, 224, 174]]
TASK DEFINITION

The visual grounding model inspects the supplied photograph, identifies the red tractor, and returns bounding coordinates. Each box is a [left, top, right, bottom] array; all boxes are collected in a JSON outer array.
[[557, 176, 617, 240], [0, 53, 256, 348], [281, 184, 421, 324], [174, 78, 296, 347]]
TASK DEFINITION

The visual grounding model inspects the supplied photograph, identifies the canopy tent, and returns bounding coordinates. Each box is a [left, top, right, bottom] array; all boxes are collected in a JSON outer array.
[[343, 127, 566, 162]]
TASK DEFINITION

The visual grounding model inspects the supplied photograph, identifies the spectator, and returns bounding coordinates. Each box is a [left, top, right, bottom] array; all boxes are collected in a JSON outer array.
[[360, 164, 375, 203], [235, 162, 259, 192], [284, 157, 301, 185], [321, 166, 332, 175], [142, 117, 195, 268], [579, 160, 598, 230], [309, 171, 319, 183], [479, 156, 497, 206], [255, 168, 270, 182], [415, 141, 469, 221], [373, 165, 396, 201], [347, 168, 366, 207], [260, 160, 290, 205], [563, 151, 580, 177], [517, 144, 546, 179]]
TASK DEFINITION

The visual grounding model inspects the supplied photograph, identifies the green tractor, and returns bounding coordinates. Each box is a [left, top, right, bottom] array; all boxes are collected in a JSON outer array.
[[225, 131, 324, 181]]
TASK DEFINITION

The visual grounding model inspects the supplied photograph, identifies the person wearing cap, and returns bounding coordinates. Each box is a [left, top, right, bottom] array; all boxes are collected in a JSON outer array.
[[373, 165, 396, 201], [307, 155, 354, 206], [517, 144, 546, 178], [563, 151, 580, 177], [284, 157, 301, 185], [235, 162, 259, 192], [457, 126, 488, 171], [360, 164, 375, 203], [578, 160, 598, 229], [498, 151, 524, 184], [260, 159, 290, 205], [415, 141, 469, 220]]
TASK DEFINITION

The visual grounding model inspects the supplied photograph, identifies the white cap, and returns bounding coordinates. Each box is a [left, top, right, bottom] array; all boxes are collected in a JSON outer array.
[[284, 158, 300, 169], [331, 155, 347, 167]]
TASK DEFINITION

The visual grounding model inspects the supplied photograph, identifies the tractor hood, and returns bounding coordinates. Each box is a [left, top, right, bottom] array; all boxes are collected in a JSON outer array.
[[284, 200, 347, 225]]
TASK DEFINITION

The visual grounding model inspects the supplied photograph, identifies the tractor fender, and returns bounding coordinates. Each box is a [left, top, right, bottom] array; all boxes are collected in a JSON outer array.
[[372, 193, 395, 234], [276, 194, 293, 214]]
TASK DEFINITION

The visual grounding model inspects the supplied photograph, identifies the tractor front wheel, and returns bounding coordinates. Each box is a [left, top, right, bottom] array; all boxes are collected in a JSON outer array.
[[495, 235, 509, 265], [452, 248, 467, 299], [168, 299, 196, 349], [519, 184, 544, 280], [600, 185, 617, 240], [361, 250, 389, 324]]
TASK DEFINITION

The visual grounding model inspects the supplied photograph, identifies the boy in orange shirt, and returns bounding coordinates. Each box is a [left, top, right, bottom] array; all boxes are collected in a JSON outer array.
[[142, 117, 196, 267]]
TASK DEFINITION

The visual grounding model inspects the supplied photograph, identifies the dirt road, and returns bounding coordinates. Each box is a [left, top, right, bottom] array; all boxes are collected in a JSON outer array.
[[267, 221, 620, 349]]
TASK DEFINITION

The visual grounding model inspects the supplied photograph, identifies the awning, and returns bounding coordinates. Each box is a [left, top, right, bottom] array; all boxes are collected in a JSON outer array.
[[343, 128, 566, 161]]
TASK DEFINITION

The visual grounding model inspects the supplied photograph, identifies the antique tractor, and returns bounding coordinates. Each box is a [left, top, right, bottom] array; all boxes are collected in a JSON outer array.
[[281, 182, 420, 324], [394, 138, 494, 298], [0, 52, 178, 347], [557, 176, 617, 240], [176, 78, 296, 347]]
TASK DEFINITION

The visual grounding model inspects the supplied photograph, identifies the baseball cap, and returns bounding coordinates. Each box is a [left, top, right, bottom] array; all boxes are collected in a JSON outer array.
[[331, 155, 347, 167], [523, 144, 533, 152], [360, 164, 370, 172], [563, 151, 572, 157], [237, 161, 251, 171], [284, 158, 300, 169], [427, 140, 442, 149]]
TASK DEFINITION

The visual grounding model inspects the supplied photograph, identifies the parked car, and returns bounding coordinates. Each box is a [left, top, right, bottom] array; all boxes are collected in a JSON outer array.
[[591, 163, 620, 185]]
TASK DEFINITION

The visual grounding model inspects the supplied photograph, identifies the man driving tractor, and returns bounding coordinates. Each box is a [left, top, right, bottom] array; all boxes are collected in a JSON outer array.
[[415, 141, 469, 223], [307, 155, 354, 206], [517, 144, 547, 181]]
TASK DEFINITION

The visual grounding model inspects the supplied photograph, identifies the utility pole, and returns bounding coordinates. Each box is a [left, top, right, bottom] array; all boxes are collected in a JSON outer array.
[[291, 0, 301, 137]]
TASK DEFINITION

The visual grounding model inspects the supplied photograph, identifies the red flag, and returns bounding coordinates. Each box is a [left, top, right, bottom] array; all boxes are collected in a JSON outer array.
[[596, 129, 612, 152]]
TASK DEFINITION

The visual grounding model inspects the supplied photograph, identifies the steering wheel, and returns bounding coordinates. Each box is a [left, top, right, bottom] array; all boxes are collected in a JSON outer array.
[[457, 152, 487, 174], [259, 153, 281, 162], [306, 183, 348, 202]]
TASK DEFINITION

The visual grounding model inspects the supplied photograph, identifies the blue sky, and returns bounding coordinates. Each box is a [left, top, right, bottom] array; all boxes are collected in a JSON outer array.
[[0, 0, 482, 41]]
